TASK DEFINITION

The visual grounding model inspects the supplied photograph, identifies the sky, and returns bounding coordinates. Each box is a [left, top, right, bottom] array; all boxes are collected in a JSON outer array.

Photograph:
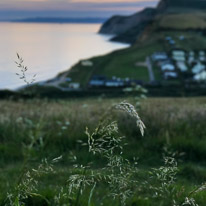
[[0, 0, 159, 20]]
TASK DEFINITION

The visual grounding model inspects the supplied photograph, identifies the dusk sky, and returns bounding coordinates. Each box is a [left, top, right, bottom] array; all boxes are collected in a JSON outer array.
[[0, 0, 159, 20]]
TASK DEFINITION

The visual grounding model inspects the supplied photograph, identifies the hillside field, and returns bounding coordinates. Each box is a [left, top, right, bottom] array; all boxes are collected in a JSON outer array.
[[157, 12, 206, 30]]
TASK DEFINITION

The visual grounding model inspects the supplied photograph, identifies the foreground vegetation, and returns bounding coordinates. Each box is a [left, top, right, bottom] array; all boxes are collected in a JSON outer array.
[[1, 97, 206, 205]]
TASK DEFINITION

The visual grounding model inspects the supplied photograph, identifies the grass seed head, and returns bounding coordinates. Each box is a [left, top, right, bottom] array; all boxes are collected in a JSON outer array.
[[115, 101, 146, 136]]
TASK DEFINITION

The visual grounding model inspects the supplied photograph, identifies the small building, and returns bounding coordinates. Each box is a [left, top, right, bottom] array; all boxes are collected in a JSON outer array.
[[125, 77, 130, 82], [81, 60, 93, 67], [199, 51, 205, 56], [169, 39, 176, 45], [189, 51, 195, 56], [192, 63, 205, 74], [179, 35, 185, 40], [65, 77, 72, 82], [172, 50, 185, 56], [198, 51, 205, 62], [105, 80, 124, 87], [176, 61, 188, 72], [89, 80, 105, 87], [199, 56, 205, 62], [172, 50, 186, 62], [194, 71, 206, 81], [69, 83, 80, 89], [158, 59, 172, 67], [188, 56, 195, 65], [89, 75, 106, 87], [152, 52, 168, 62], [164, 72, 178, 80], [161, 64, 175, 71], [173, 55, 186, 62]]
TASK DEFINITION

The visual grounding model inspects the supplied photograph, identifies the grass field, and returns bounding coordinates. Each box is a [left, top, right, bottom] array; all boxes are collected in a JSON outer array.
[[157, 12, 206, 30], [1, 97, 206, 205]]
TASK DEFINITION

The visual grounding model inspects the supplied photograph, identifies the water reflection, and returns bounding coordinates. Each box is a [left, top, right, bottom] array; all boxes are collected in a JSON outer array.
[[0, 23, 129, 89]]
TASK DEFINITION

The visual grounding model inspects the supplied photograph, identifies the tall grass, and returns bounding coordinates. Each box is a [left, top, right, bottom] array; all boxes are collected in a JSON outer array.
[[1, 97, 206, 206]]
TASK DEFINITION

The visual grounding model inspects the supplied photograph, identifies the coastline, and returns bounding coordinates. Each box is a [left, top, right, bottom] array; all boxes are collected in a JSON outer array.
[[0, 22, 128, 91]]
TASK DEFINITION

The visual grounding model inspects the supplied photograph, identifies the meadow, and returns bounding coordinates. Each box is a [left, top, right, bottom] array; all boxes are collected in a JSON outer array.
[[0, 96, 206, 205]]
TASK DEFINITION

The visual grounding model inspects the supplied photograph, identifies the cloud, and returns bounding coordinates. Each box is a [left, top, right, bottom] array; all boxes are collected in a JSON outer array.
[[72, 0, 156, 2], [0, 0, 159, 19], [0, 0, 157, 2], [0, 0, 158, 6]]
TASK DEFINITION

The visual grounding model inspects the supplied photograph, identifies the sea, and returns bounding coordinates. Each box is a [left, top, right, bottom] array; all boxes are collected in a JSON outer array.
[[0, 22, 129, 90]]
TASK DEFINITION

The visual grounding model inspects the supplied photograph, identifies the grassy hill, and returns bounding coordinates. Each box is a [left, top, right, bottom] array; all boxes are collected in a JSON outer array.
[[158, 0, 206, 11], [58, 28, 206, 89], [156, 12, 206, 30], [55, 5, 206, 90], [63, 46, 153, 87]]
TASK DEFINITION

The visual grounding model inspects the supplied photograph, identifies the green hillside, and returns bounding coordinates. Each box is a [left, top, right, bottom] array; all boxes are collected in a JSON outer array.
[[158, 0, 206, 11], [64, 46, 153, 87], [61, 44, 161, 87], [59, 30, 206, 88], [157, 12, 206, 30]]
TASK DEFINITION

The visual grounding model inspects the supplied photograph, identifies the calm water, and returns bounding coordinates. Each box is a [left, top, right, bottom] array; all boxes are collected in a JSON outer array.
[[0, 23, 129, 90]]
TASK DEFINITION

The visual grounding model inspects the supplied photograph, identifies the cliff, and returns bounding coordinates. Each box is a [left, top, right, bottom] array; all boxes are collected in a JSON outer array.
[[99, 8, 156, 35], [99, 0, 206, 44], [53, 0, 206, 90]]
